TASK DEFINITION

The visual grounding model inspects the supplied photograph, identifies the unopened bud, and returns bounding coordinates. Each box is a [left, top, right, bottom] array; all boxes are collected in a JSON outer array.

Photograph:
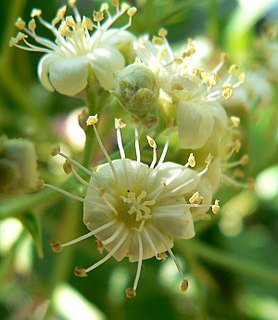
[[113, 63, 159, 119]]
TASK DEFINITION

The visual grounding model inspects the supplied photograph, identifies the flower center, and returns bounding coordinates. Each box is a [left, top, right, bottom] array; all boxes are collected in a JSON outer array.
[[119, 190, 156, 228], [127, 190, 156, 222]]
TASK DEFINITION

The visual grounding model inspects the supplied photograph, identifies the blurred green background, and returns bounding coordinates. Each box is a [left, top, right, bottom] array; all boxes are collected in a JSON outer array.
[[0, 0, 278, 319]]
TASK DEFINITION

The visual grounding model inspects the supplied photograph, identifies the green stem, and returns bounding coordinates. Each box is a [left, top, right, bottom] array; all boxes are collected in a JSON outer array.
[[183, 239, 278, 286], [0, 177, 77, 220]]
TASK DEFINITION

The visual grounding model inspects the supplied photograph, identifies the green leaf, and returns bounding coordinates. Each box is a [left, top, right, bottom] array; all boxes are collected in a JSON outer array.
[[18, 212, 43, 258]]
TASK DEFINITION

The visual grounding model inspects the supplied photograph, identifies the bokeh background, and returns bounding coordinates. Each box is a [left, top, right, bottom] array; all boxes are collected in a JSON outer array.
[[0, 0, 278, 319]]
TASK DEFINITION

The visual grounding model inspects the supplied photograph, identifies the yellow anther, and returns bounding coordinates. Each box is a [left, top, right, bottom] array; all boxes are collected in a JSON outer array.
[[212, 199, 220, 214], [158, 28, 168, 37], [82, 17, 93, 30], [231, 116, 240, 128], [51, 145, 61, 156], [125, 288, 136, 298], [233, 139, 241, 153], [112, 0, 120, 7], [52, 6, 67, 26], [121, 3, 131, 11], [222, 87, 233, 99], [156, 252, 167, 261], [15, 17, 26, 30], [146, 135, 157, 149], [86, 114, 98, 126], [66, 16, 77, 28], [228, 64, 239, 74], [240, 154, 249, 166], [115, 118, 126, 129], [188, 153, 196, 167], [63, 159, 72, 174], [182, 38, 196, 57], [189, 192, 204, 205], [28, 19, 36, 32], [31, 9, 42, 18], [68, 0, 77, 8], [181, 279, 189, 292], [100, 3, 109, 12], [238, 73, 245, 83], [95, 240, 104, 254], [205, 153, 213, 165], [93, 11, 104, 22], [127, 7, 137, 17], [50, 239, 63, 253], [10, 32, 28, 46], [152, 36, 164, 45], [59, 22, 71, 37], [220, 52, 228, 62], [74, 266, 88, 277]]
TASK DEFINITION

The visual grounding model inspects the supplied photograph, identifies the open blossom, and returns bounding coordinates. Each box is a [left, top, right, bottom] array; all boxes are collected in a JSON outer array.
[[46, 115, 219, 298], [134, 32, 245, 149], [10, 0, 136, 97]]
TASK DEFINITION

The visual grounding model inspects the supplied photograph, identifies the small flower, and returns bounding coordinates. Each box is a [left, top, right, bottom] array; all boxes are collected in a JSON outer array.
[[0, 137, 40, 199], [134, 34, 245, 149], [46, 115, 218, 297], [10, 1, 136, 97]]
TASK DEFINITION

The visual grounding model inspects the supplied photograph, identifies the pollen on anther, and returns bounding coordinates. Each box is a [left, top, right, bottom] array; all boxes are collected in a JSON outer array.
[[146, 135, 157, 149], [51, 145, 61, 156], [50, 239, 63, 253], [115, 118, 126, 129], [86, 114, 98, 126], [74, 266, 88, 277], [68, 0, 77, 8], [31, 9, 42, 18], [95, 240, 104, 254], [125, 288, 136, 298], [127, 7, 137, 17], [15, 18, 26, 30], [212, 199, 220, 214], [158, 28, 168, 37], [156, 252, 167, 261], [205, 153, 213, 165], [181, 279, 189, 292], [28, 19, 36, 32], [188, 153, 196, 167], [63, 159, 72, 174], [231, 116, 240, 128]]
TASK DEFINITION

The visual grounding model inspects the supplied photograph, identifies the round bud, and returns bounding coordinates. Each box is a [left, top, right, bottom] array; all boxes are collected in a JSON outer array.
[[114, 63, 159, 119]]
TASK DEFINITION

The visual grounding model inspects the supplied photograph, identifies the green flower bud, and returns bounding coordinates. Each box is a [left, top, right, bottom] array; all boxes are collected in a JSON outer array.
[[0, 138, 39, 199], [114, 63, 159, 119]]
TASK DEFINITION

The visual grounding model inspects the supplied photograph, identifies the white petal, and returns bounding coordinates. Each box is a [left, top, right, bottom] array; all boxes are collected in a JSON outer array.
[[100, 29, 136, 48], [88, 47, 125, 90], [38, 54, 56, 92], [177, 101, 215, 149], [153, 199, 195, 239], [48, 56, 89, 96]]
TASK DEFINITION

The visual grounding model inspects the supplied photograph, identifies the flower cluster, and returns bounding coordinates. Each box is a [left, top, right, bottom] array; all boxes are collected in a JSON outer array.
[[10, 0, 251, 298]]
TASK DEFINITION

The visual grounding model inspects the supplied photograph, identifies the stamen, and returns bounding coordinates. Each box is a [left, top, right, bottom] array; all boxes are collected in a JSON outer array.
[[52, 220, 117, 252], [149, 226, 188, 290], [15, 17, 26, 30], [129, 232, 143, 294], [142, 228, 158, 257], [44, 183, 85, 203], [134, 127, 141, 163], [115, 118, 126, 159], [147, 135, 157, 169], [86, 115, 119, 183], [83, 230, 128, 273], [212, 199, 220, 214], [157, 129, 171, 167], [101, 193, 119, 216], [102, 224, 124, 246]]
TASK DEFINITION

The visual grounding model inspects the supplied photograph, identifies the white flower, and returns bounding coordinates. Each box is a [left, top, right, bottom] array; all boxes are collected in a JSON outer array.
[[10, 1, 137, 97], [46, 116, 219, 298], [134, 33, 245, 148]]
